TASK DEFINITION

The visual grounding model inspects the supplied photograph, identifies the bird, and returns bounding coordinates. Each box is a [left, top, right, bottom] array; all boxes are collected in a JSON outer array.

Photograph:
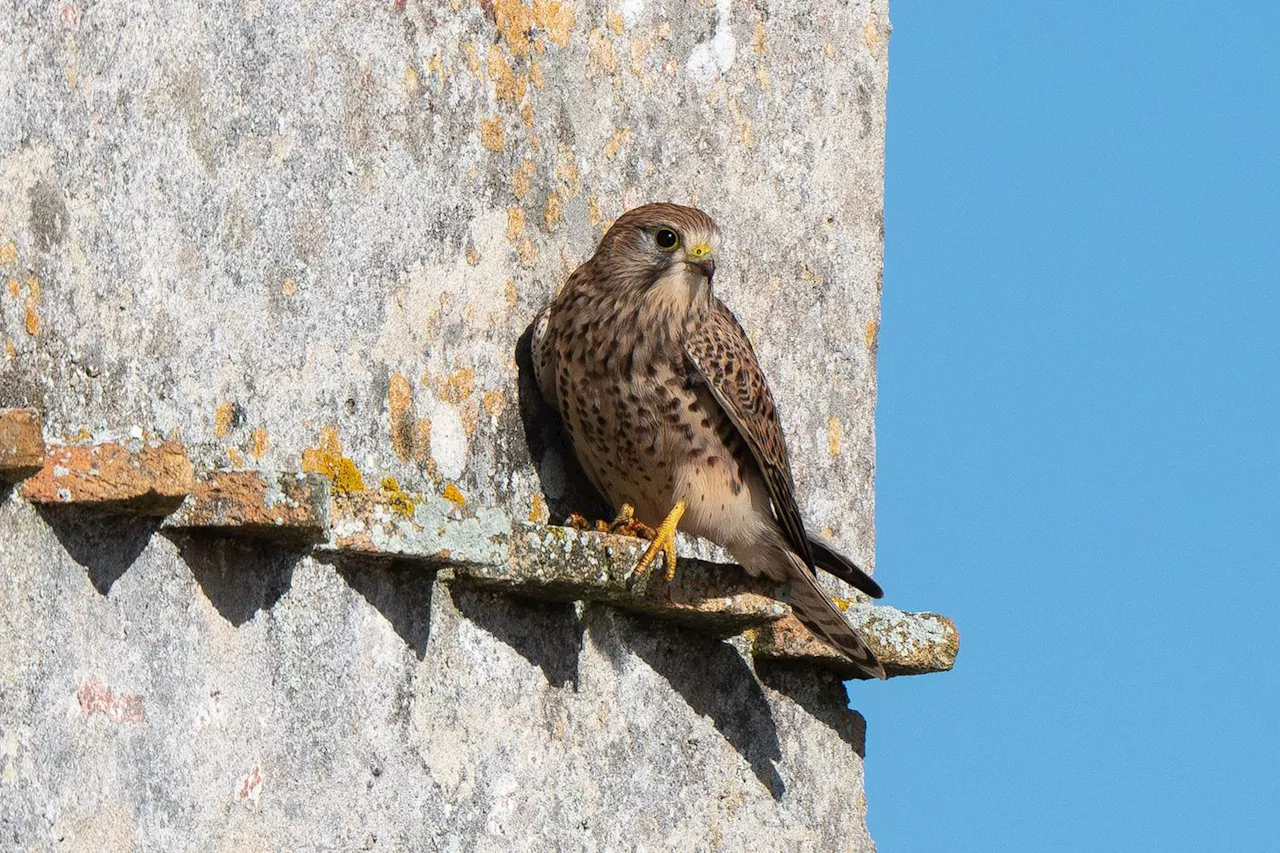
[[531, 202, 886, 680]]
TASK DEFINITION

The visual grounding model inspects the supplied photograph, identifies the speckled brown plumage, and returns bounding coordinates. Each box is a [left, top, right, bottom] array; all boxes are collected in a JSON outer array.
[[533, 202, 886, 679]]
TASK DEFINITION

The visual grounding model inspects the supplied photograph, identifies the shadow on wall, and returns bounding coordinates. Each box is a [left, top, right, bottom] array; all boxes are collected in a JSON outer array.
[[586, 604, 789, 801], [169, 534, 304, 627], [36, 505, 163, 594], [515, 320, 612, 526], [757, 661, 868, 759], [449, 584, 582, 689], [326, 554, 436, 661]]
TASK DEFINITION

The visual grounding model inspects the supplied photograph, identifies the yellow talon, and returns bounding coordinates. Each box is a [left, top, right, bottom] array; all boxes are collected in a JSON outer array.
[[634, 500, 686, 581], [608, 504, 636, 531]]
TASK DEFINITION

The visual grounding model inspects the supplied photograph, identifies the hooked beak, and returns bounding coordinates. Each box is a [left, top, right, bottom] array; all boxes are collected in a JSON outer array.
[[687, 244, 716, 283]]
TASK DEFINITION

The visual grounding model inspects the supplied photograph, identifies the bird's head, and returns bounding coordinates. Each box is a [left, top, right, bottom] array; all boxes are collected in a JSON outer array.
[[594, 203, 721, 301]]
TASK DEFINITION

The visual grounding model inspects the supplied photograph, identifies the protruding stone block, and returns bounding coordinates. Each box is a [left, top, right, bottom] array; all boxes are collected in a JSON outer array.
[[21, 439, 194, 514], [0, 408, 44, 482], [751, 607, 961, 679], [163, 471, 330, 544]]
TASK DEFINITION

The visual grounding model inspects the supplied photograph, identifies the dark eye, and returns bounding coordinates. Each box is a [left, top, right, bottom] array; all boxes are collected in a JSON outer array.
[[655, 228, 679, 251]]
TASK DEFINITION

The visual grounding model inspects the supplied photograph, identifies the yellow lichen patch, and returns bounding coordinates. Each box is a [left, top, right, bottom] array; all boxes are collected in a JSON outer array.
[[388, 372, 416, 461], [607, 10, 624, 35], [23, 276, 40, 336], [480, 116, 506, 152], [460, 400, 480, 436], [740, 123, 757, 149], [604, 128, 632, 161], [301, 427, 366, 494], [827, 416, 843, 456], [439, 368, 476, 403], [628, 38, 648, 77], [249, 427, 269, 460], [6, 277, 18, 298], [516, 236, 538, 268], [442, 482, 467, 506], [490, 0, 535, 56], [544, 191, 564, 231], [504, 279, 518, 308], [226, 447, 247, 467], [831, 596, 852, 612], [214, 402, 238, 439], [535, 0, 575, 47], [488, 45, 526, 103], [5, 339, 16, 359], [530, 59, 546, 88], [528, 492, 549, 523], [464, 41, 483, 76], [865, 319, 879, 349], [863, 17, 880, 54], [282, 278, 298, 296], [404, 64, 421, 94], [586, 193, 603, 227], [512, 159, 535, 200], [553, 147, 581, 200], [752, 21, 768, 54], [520, 102, 535, 129], [380, 476, 417, 517], [587, 28, 617, 74], [483, 389, 507, 419], [465, 244, 481, 266], [0, 242, 17, 267], [506, 206, 526, 242], [414, 417, 433, 464], [755, 66, 771, 90]]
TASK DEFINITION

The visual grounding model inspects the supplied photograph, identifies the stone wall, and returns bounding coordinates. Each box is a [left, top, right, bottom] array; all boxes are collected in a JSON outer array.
[[0, 1, 957, 849]]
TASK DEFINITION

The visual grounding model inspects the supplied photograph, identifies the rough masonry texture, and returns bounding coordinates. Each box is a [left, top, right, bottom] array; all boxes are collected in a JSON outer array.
[[0, 0, 931, 849]]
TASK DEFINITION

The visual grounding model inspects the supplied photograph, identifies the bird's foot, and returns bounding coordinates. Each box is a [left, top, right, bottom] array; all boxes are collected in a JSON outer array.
[[606, 504, 658, 540], [566, 512, 594, 531], [634, 500, 686, 582]]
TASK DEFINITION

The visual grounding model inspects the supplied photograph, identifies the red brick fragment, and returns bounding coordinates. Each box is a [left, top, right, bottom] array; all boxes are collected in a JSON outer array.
[[0, 408, 44, 482], [21, 439, 194, 514], [163, 470, 329, 543]]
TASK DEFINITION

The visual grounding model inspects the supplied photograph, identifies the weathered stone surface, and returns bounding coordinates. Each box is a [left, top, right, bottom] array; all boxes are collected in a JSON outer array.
[[0, 408, 44, 481], [753, 608, 961, 679], [0, 0, 918, 847], [20, 439, 194, 513], [0, 497, 877, 851], [163, 470, 330, 543]]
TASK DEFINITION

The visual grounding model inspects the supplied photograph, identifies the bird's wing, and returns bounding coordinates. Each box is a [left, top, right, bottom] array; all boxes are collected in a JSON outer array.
[[685, 301, 814, 569]]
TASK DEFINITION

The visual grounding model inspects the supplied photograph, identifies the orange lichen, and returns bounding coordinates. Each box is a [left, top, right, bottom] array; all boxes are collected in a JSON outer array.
[[512, 158, 535, 200], [832, 596, 852, 612], [248, 427, 269, 460], [520, 102, 535, 129], [544, 191, 564, 231], [388, 372, 415, 461], [439, 368, 476, 403], [442, 483, 466, 506], [529, 59, 546, 88], [414, 417, 433, 464], [301, 427, 366, 494], [516, 236, 538, 268], [488, 45, 525, 103], [504, 280, 518, 308], [741, 123, 757, 149], [214, 402, 237, 439], [226, 447, 247, 467], [865, 319, 879, 349], [464, 41, 483, 77], [282, 278, 298, 296], [380, 476, 417, 517], [5, 277, 17, 298], [604, 128, 632, 161], [586, 193, 603, 227], [480, 116, 506, 151], [506, 207, 526, 242], [482, 389, 507, 419], [537, 0, 575, 46], [0, 242, 17, 267], [752, 22, 769, 54], [587, 28, 617, 74], [607, 11, 624, 35], [827, 417, 842, 457], [23, 276, 40, 336], [553, 148, 581, 200], [864, 18, 881, 54], [465, 244, 481, 266], [528, 492, 548, 523]]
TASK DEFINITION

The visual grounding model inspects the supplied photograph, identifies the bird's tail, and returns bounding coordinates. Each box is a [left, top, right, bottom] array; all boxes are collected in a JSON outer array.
[[807, 534, 884, 599], [785, 557, 887, 680]]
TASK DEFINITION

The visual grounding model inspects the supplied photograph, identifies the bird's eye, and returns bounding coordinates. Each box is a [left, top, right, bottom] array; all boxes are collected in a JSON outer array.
[[655, 228, 679, 251]]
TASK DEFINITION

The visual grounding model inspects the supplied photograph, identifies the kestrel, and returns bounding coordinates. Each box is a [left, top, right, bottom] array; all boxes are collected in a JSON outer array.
[[532, 203, 886, 679]]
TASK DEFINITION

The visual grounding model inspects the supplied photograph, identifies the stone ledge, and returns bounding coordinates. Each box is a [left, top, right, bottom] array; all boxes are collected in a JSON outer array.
[[163, 471, 330, 544], [20, 438, 194, 514], [0, 408, 44, 482], [751, 608, 960, 680]]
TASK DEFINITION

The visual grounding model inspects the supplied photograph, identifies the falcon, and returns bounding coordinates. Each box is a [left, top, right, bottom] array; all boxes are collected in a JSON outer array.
[[532, 203, 886, 679]]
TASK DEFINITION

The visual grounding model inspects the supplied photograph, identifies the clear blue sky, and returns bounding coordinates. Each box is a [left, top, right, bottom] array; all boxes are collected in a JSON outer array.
[[852, 3, 1279, 850]]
